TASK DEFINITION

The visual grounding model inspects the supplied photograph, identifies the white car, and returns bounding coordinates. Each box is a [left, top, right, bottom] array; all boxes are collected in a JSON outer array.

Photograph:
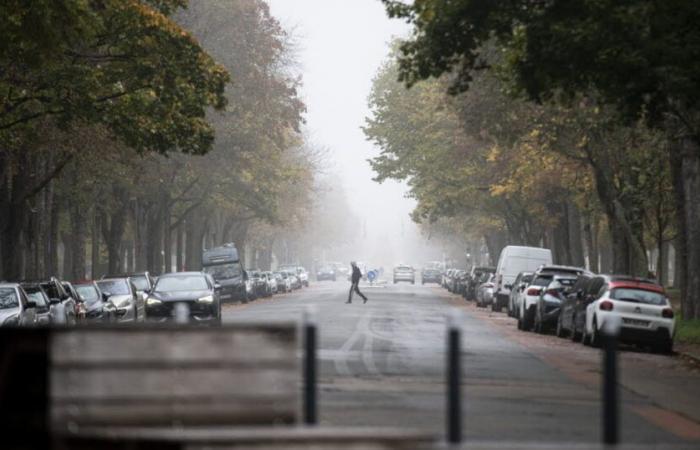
[[393, 265, 415, 284], [583, 276, 675, 353], [518, 273, 554, 331]]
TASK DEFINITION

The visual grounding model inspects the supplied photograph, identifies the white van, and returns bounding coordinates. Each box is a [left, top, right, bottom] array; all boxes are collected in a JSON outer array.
[[493, 246, 553, 312]]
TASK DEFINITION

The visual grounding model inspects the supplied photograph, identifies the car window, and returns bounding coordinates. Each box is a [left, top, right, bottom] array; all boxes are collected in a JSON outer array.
[[26, 290, 48, 308], [155, 275, 209, 292], [532, 275, 553, 287], [0, 288, 19, 309], [204, 263, 242, 280], [130, 275, 150, 291], [75, 285, 100, 303], [96, 280, 130, 295], [610, 288, 667, 305]]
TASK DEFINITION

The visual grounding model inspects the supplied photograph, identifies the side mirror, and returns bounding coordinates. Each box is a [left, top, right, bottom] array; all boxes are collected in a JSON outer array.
[[26, 301, 37, 309], [102, 292, 112, 299], [214, 283, 222, 290]]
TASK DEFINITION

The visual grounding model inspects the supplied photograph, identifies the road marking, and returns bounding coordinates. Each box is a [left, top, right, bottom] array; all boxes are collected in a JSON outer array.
[[359, 312, 380, 375], [334, 312, 368, 376]]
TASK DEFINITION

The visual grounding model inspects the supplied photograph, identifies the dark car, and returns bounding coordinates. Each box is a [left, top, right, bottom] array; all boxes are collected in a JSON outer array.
[[73, 281, 117, 323], [22, 284, 55, 325], [533, 275, 578, 333], [421, 266, 442, 285], [144, 271, 221, 324], [316, 265, 337, 281], [557, 274, 597, 340]]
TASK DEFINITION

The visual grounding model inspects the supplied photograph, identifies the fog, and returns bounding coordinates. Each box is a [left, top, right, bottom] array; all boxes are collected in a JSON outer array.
[[269, 0, 446, 270]]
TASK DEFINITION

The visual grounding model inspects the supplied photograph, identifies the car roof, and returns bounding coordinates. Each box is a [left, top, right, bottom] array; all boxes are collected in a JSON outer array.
[[0, 283, 20, 288], [158, 271, 205, 277]]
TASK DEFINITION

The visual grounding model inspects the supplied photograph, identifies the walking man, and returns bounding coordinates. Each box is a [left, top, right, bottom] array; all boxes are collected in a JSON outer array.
[[346, 261, 368, 304]]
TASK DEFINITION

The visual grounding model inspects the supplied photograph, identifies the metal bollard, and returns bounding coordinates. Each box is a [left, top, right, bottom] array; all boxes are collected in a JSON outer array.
[[602, 317, 621, 445], [303, 306, 318, 425], [447, 309, 462, 444]]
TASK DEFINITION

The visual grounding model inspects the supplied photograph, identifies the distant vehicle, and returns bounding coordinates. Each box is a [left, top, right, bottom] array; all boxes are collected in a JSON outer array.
[[494, 246, 553, 312], [393, 265, 415, 284], [73, 281, 117, 323], [37, 277, 77, 325], [582, 276, 674, 353], [202, 243, 247, 303], [330, 262, 350, 278], [316, 265, 337, 281], [144, 272, 221, 325], [298, 267, 310, 287], [96, 278, 144, 323], [22, 284, 54, 325], [533, 275, 578, 333], [475, 273, 496, 308], [421, 265, 442, 284], [104, 272, 155, 302], [0, 283, 38, 327], [246, 269, 269, 298], [273, 271, 292, 293], [284, 270, 301, 290], [465, 267, 495, 301], [507, 271, 533, 318], [279, 265, 309, 287], [263, 271, 278, 294]]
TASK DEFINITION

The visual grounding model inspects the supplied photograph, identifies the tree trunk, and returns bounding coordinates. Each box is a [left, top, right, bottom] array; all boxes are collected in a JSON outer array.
[[185, 208, 205, 271], [69, 203, 86, 280], [176, 222, 184, 272], [47, 190, 60, 277], [91, 212, 101, 279], [483, 230, 507, 266]]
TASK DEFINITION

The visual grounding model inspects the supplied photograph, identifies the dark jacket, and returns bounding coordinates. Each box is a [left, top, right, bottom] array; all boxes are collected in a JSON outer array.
[[351, 266, 362, 283]]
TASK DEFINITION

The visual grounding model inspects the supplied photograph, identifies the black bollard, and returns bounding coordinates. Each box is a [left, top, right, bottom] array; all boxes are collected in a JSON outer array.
[[602, 318, 620, 445], [303, 308, 318, 425], [447, 311, 462, 444]]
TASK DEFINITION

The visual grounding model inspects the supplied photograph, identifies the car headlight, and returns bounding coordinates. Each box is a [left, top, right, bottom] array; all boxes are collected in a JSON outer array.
[[3, 315, 19, 326], [197, 295, 214, 303], [146, 297, 162, 306]]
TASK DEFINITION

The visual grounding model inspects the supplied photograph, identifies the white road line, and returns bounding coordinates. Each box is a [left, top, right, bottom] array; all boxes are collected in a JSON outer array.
[[359, 312, 380, 375]]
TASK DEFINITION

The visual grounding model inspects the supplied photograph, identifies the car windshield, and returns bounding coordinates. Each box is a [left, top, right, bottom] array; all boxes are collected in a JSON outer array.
[[155, 275, 209, 292], [26, 290, 48, 308], [130, 275, 149, 291], [610, 288, 667, 306], [549, 278, 576, 291], [203, 263, 242, 280], [0, 288, 19, 309], [96, 280, 130, 295], [75, 284, 100, 303]]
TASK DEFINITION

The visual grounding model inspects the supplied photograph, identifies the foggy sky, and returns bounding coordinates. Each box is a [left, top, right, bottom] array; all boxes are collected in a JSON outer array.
[[268, 0, 439, 266]]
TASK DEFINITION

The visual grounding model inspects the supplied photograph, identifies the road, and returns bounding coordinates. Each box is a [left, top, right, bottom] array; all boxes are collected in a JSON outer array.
[[223, 279, 700, 447]]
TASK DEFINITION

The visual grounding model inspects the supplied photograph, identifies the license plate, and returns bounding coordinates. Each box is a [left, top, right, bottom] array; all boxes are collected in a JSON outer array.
[[623, 318, 650, 326]]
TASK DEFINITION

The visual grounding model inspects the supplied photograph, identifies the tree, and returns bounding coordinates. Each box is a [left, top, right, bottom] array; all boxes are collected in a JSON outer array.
[[382, 0, 700, 318]]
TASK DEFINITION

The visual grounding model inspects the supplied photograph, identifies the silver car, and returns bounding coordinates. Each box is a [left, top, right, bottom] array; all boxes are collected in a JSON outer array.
[[96, 278, 144, 322], [0, 283, 38, 327]]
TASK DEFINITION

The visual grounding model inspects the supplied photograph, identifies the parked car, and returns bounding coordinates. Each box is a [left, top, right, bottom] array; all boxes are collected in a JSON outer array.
[[246, 270, 269, 298], [421, 265, 442, 284], [263, 271, 278, 295], [61, 281, 86, 321], [104, 272, 155, 302], [475, 273, 496, 308], [316, 265, 337, 281], [393, 264, 416, 284], [331, 262, 350, 278], [582, 276, 674, 353], [274, 271, 292, 293], [533, 275, 578, 333], [22, 284, 54, 325], [297, 267, 310, 287], [96, 278, 144, 323], [494, 246, 553, 313], [557, 274, 597, 341], [284, 270, 301, 290], [37, 277, 77, 325], [73, 281, 117, 323], [0, 283, 38, 327], [144, 271, 221, 324], [507, 271, 533, 318], [465, 267, 495, 300]]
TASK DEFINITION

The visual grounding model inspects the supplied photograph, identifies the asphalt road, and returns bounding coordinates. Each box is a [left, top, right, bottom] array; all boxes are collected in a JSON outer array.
[[223, 279, 700, 447]]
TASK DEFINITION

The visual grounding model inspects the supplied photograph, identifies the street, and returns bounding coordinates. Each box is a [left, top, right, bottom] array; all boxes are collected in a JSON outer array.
[[224, 280, 700, 446]]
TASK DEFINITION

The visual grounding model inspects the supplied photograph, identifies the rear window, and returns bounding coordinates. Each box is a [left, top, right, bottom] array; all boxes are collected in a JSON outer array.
[[532, 275, 553, 287], [75, 284, 100, 303], [610, 288, 667, 306]]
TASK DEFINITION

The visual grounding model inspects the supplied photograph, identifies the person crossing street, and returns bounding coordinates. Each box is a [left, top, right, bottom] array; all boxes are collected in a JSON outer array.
[[346, 261, 368, 304]]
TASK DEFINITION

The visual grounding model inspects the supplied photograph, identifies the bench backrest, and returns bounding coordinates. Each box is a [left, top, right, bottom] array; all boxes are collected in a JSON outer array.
[[50, 324, 299, 431]]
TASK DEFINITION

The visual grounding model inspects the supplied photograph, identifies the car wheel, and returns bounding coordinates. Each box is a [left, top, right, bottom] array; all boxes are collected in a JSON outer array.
[[653, 340, 673, 355], [522, 307, 533, 332]]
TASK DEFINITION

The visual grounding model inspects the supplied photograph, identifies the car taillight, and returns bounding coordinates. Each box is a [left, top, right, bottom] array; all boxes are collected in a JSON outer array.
[[545, 289, 559, 297], [662, 308, 674, 319], [527, 288, 541, 296], [600, 300, 614, 311]]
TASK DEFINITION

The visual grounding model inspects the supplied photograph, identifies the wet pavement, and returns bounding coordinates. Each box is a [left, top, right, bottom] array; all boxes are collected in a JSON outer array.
[[223, 280, 700, 447]]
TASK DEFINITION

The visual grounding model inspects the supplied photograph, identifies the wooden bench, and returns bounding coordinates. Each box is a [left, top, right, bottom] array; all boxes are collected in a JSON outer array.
[[0, 325, 436, 450]]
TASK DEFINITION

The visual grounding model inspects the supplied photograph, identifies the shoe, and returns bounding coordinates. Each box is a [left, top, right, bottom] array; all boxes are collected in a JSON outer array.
[[345, 301, 351, 304], [363, 297, 368, 304]]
